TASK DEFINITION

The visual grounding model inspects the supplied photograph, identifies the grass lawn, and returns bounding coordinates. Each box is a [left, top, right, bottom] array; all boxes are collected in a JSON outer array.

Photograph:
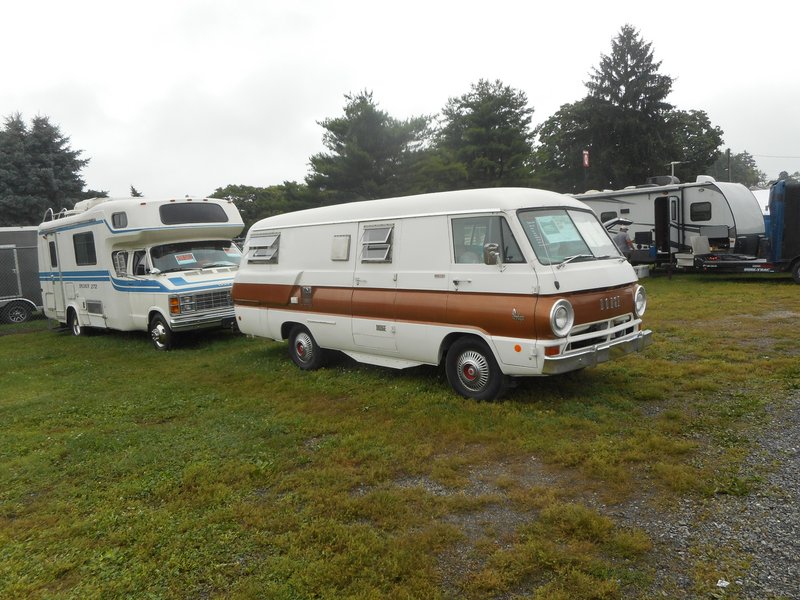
[[1, 273, 798, 599]]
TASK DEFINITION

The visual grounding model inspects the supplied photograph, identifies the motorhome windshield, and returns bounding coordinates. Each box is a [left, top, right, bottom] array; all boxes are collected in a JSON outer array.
[[518, 208, 620, 266], [150, 240, 241, 273]]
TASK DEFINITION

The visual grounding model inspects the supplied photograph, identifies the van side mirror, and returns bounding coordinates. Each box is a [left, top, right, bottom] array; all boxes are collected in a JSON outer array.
[[483, 243, 500, 265]]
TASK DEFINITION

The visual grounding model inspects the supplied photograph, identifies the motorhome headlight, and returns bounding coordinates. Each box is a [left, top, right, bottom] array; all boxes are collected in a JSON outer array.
[[633, 285, 647, 318], [550, 299, 574, 338], [169, 294, 196, 315]]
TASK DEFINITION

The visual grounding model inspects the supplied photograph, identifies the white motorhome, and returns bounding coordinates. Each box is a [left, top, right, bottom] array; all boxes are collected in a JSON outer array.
[[233, 188, 652, 399], [38, 196, 244, 349], [574, 176, 765, 265]]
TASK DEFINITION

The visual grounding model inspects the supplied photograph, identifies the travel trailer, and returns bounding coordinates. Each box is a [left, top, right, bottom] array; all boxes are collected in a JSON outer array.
[[0, 226, 42, 323], [233, 188, 652, 400], [38, 196, 244, 349], [574, 176, 765, 265], [684, 179, 800, 282]]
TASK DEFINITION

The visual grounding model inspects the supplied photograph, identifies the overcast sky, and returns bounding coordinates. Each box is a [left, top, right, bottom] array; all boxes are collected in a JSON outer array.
[[3, 1, 798, 200]]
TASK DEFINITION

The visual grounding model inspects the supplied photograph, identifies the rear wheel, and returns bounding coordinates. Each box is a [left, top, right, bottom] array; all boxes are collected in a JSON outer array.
[[2, 302, 32, 324], [791, 260, 800, 284], [149, 315, 174, 351], [288, 325, 327, 370], [68, 310, 84, 336], [445, 337, 505, 400]]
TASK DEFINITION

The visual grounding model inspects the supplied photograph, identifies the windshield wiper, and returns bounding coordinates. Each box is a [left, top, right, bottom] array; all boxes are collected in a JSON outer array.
[[556, 254, 595, 269]]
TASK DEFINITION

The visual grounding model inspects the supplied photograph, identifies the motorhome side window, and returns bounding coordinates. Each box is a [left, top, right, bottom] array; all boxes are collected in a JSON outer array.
[[248, 232, 280, 264], [111, 212, 128, 228], [361, 225, 393, 263], [73, 232, 97, 265], [112, 251, 128, 276], [690, 201, 712, 221], [451, 216, 524, 264], [600, 211, 617, 223], [48, 241, 57, 268]]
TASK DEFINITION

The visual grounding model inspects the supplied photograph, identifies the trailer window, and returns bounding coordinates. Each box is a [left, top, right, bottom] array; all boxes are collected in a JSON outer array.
[[451, 216, 524, 264], [690, 201, 712, 222], [248, 232, 280, 264], [600, 211, 617, 223], [159, 202, 229, 225], [361, 225, 393, 263], [73, 232, 97, 266]]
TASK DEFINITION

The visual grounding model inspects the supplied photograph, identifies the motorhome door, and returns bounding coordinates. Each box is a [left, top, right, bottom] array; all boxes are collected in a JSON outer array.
[[352, 221, 399, 350], [42, 234, 66, 320]]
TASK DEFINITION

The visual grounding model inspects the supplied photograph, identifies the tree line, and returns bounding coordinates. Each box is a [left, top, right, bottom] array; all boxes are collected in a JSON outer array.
[[0, 25, 784, 229]]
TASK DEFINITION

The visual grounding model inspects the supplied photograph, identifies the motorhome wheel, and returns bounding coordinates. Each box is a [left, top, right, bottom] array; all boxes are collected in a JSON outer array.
[[68, 310, 84, 336], [445, 337, 505, 401], [2, 302, 32, 324], [149, 315, 174, 351], [792, 260, 800, 284], [288, 325, 327, 370]]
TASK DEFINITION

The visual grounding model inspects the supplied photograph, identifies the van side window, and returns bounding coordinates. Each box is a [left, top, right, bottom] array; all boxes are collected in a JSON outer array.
[[452, 216, 524, 264], [112, 251, 128, 276], [73, 232, 97, 266], [690, 201, 712, 222], [133, 251, 147, 275], [361, 225, 393, 263], [248, 232, 280, 264]]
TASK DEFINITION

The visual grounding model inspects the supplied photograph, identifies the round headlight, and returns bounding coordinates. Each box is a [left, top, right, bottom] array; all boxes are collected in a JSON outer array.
[[550, 299, 574, 337], [634, 285, 647, 317]]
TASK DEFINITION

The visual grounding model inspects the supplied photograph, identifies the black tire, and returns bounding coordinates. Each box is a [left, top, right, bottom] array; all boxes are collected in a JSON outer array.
[[149, 315, 174, 351], [792, 260, 800, 284], [68, 309, 85, 337], [445, 337, 505, 400], [3, 302, 32, 324], [288, 325, 327, 370]]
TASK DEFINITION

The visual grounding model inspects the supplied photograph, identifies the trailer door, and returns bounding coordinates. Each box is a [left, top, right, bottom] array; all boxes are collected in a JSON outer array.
[[654, 194, 681, 256], [0, 245, 22, 300]]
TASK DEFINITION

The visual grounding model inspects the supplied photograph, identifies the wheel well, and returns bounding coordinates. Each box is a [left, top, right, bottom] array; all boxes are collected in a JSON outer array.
[[439, 332, 490, 365], [1, 298, 37, 311], [280, 321, 302, 341]]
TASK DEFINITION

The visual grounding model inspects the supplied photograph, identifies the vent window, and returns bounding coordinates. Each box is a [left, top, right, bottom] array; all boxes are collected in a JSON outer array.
[[361, 225, 393, 263], [248, 232, 280, 264]]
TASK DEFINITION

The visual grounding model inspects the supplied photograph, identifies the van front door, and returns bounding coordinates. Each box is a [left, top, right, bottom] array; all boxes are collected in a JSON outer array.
[[352, 221, 398, 351]]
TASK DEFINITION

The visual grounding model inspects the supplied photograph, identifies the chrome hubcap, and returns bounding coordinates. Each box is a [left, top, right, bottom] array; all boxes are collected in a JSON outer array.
[[294, 332, 314, 363], [151, 323, 167, 348], [456, 350, 490, 392]]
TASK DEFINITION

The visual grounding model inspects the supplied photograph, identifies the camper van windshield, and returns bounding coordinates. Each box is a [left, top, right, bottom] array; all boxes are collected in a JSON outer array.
[[150, 240, 242, 273], [518, 208, 619, 266]]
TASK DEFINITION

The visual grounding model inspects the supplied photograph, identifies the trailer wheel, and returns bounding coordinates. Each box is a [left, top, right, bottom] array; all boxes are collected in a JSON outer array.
[[2, 302, 32, 324], [288, 325, 327, 370], [149, 315, 174, 351], [792, 260, 800, 284], [68, 310, 85, 336], [445, 337, 505, 401]]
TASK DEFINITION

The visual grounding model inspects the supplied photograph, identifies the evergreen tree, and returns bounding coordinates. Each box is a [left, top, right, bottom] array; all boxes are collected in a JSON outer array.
[[0, 113, 88, 225], [130, 186, 143, 197], [708, 150, 766, 187], [306, 91, 429, 203], [434, 79, 535, 188]]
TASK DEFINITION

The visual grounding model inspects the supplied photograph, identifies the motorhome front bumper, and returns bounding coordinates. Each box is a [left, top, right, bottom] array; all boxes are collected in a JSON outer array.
[[541, 329, 652, 375], [168, 307, 237, 332]]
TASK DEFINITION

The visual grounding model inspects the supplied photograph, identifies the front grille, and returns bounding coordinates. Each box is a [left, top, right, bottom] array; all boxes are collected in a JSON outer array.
[[566, 314, 635, 351], [194, 290, 232, 311]]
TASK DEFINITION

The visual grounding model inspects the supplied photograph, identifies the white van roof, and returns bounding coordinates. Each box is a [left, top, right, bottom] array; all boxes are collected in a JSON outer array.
[[251, 187, 588, 231]]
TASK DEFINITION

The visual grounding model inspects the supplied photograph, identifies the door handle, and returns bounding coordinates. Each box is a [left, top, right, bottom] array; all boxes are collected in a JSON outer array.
[[453, 279, 472, 286]]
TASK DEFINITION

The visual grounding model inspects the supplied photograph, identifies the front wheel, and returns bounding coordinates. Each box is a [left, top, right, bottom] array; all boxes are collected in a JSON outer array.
[[445, 337, 505, 401], [149, 315, 174, 351], [288, 325, 327, 370], [791, 260, 800, 284]]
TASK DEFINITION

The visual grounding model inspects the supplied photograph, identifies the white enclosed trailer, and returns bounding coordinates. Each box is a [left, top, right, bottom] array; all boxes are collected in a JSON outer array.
[[574, 176, 765, 265], [38, 196, 244, 349], [233, 187, 652, 399]]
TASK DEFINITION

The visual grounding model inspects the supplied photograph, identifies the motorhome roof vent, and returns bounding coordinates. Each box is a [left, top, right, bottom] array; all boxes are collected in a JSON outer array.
[[645, 175, 680, 186], [695, 175, 716, 183]]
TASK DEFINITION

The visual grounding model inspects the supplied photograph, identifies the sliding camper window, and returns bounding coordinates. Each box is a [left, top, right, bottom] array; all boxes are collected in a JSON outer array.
[[451, 216, 524, 264], [361, 225, 393, 263], [73, 232, 97, 265], [690, 201, 712, 222], [248, 232, 280, 264], [159, 202, 228, 225]]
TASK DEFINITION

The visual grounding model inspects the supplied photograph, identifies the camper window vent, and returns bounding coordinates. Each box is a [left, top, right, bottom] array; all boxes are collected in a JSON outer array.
[[248, 232, 280, 264], [361, 225, 393, 263]]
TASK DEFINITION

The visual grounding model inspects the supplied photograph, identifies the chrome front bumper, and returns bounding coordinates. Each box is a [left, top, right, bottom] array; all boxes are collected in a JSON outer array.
[[541, 329, 653, 375], [168, 307, 236, 332]]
